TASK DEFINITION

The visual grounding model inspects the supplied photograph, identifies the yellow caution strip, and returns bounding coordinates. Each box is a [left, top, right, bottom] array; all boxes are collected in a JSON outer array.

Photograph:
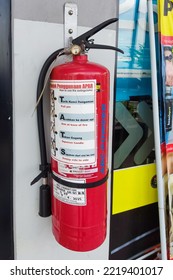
[[112, 164, 158, 215]]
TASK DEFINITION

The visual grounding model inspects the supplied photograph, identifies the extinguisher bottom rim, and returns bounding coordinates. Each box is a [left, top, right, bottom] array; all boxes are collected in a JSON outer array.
[[52, 225, 106, 252]]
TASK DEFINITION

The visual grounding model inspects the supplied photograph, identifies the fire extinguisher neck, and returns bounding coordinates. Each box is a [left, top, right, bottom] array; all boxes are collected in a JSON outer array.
[[73, 54, 88, 63]]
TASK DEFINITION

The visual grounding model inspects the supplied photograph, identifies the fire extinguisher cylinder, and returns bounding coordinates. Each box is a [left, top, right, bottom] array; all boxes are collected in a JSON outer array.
[[50, 54, 110, 251]]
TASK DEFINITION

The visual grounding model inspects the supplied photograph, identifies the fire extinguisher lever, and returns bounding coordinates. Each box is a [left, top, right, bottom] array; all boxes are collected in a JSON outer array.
[[84, 42, 124, 53], [72, 18, 124, 54]]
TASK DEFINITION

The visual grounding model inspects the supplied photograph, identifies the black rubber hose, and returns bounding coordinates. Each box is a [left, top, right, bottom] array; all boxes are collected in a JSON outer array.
[[36, 48, 64, 172], [36, 48, 65, 217]]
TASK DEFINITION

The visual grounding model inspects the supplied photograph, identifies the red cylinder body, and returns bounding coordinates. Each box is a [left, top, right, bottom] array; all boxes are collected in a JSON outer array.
[[50, 54, 110, 251]]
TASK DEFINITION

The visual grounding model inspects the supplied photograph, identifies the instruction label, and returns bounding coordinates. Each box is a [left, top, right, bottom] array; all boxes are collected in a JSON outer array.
[[50, 80, 97, 167]]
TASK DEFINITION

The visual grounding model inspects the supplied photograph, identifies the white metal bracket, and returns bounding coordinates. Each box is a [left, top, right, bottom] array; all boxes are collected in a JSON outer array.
[[64, 3, 78, 47]]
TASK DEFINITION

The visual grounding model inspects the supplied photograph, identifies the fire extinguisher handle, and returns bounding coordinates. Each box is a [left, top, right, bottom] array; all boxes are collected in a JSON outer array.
[[72, 18, 118, 45], [72, 18, 124, 54], [84, 42, 124, 54]]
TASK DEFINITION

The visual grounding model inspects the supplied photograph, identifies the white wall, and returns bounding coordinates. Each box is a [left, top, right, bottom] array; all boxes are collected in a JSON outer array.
[[13, 0, 118, 27], [13, 1, 118, 260]]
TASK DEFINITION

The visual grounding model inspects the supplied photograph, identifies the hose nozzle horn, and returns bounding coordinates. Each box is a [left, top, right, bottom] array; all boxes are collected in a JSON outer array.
[[72, 18, 124, 54]]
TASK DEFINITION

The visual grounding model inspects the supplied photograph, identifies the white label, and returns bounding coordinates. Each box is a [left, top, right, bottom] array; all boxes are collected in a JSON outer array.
[[50, 80, 97, 166], [53, 179, 86, 206]]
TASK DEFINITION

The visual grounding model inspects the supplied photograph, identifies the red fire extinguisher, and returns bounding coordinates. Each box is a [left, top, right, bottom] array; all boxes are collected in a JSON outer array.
[[31, 18, 123, 251]]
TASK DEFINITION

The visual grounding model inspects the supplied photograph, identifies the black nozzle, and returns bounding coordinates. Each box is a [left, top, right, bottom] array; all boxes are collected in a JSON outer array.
[[39, 184, 51, 217]]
